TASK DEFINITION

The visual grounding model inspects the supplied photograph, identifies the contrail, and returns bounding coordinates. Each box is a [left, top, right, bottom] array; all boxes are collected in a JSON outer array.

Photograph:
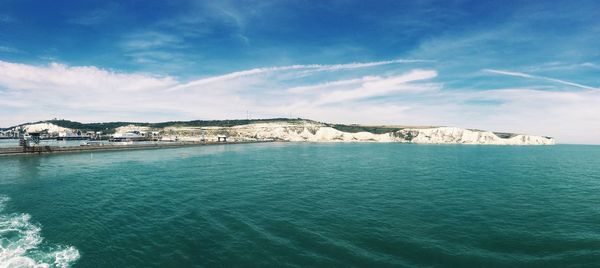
[[484, 69, 597, 90]]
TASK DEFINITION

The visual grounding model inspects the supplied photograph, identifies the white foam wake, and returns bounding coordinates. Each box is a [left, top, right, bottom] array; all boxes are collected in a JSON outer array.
[[0, 196, 80, 268]]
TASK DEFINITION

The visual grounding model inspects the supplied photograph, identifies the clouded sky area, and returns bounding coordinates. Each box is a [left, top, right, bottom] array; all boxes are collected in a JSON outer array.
[[0, 0, 599, 143]]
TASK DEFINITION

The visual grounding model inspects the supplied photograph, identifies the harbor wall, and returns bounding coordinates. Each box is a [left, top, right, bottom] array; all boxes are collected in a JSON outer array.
[[0, 141, 271, 156]]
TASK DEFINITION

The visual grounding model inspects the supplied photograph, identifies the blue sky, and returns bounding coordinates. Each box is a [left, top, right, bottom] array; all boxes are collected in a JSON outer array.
[[0, 0, 599, 143]]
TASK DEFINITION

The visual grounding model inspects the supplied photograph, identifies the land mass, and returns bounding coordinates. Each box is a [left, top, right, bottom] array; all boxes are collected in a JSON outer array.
[[0, 119, 554, 145]]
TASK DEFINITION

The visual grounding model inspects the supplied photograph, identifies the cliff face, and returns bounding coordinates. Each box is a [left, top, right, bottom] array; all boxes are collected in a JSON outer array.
[[10, 120, 555, 145], [185, 121, 555, 145], [13, 123, 72, 134], [397, 127, 554, 145]]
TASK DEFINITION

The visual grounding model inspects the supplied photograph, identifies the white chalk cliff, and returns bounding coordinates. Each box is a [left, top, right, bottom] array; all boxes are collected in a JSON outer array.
[[9, 120, 555, 145], [17, 123, 72, 134], [191, 121, 555, 145]]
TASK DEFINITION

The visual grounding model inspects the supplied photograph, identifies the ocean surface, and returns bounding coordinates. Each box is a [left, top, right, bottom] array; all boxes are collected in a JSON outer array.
[[0, 143, 599, 267]]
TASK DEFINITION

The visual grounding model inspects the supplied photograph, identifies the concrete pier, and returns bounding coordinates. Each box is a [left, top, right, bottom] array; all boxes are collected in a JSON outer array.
[[0, 140, 273, 156]]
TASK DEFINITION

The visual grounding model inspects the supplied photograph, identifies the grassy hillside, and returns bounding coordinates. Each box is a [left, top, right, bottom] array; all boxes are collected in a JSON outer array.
[[28, 118, 313, 134], [326, 124, 404, 134], [492, 132, 518, 139], [44, 119, 410, 134]]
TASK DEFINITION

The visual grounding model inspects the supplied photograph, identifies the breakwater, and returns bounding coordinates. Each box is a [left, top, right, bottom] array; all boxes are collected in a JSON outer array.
[[0, 140, 272, 156]]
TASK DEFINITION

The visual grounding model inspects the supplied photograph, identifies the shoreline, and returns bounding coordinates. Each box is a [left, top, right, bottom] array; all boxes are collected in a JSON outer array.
[[0, 140, 274, 156]]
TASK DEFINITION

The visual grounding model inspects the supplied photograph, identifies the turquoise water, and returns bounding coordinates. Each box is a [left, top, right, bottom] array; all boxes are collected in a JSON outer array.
[[1, 143, 599, 267]]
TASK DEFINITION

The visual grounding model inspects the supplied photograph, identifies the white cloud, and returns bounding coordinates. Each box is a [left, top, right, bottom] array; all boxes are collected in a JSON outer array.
[[0, 61, 176, 92], [313, 70, 439, 105]]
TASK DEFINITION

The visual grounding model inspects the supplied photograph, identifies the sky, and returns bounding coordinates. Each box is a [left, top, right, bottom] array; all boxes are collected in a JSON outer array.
[[0, 0, 599, 144]]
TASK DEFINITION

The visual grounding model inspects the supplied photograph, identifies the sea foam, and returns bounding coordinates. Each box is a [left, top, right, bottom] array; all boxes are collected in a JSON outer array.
[[0, 196, 79, 268]]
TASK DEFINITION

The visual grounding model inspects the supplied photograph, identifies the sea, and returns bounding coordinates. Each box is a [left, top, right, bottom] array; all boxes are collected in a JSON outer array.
[[0, 142, 599, 267]]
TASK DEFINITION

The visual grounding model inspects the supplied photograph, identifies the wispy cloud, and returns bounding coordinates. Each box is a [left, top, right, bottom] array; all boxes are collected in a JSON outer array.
[[287, 77, 377, 94], [0, 46, 23, 54], [121, 32, 185, 50], [314, 70, 439, 105], [117, 31, 193, 73], [524, 62, 600, 72], [580, 63, 600, 69], [484, 69, 598, 90], [286, 70, 439, 104], [152, 0, 266, 41], [168, 59, 430, 91]]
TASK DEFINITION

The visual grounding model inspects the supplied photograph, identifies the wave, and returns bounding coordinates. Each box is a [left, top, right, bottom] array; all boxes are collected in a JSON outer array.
[[0, 196, 80, 268]]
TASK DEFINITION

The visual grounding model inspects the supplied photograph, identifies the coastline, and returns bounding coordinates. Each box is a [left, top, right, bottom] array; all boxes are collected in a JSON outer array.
[[1, 119, 556, 147]]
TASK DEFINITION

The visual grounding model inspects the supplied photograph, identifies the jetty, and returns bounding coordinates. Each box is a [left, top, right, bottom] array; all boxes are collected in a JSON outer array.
[[0, 140, 272, 156]]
